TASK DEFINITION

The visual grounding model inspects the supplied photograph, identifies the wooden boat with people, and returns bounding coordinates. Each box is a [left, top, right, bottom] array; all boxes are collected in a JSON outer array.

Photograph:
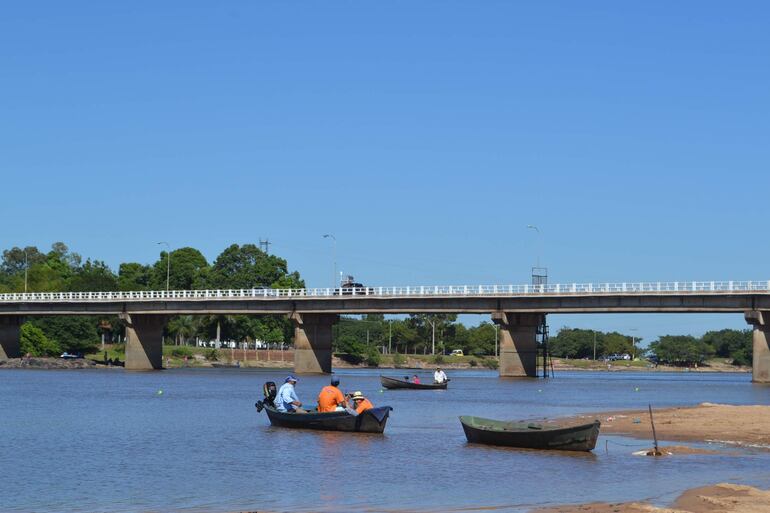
[[380, 375, 448, 390], [255, 380, 392, 433], [259, 404, 393, 433], [459, 416, 601, 452]]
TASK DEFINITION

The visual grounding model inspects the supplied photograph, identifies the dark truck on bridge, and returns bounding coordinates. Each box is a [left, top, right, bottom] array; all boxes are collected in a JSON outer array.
[[335, 275, 374, 296]]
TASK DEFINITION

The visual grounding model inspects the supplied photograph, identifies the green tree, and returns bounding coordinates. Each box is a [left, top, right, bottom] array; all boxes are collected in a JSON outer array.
[[20, 322, 61, 356], [466, 322, 497, 356], [67, 260, 118, 292], [31, 316, 99, 354], [649, 335, 714, 366], [150, 247, 209, 290], [407, 314, 457, 353], [2, 246, 46, 274], [166, 315, 201, 345], [118, 263, 152, 291], [702, 329, 752, 366], [207, 244, 305, 290]]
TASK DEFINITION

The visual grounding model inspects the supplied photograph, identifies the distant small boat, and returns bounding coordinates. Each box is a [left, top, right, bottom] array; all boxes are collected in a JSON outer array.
[[459, 416, 600, 452], [211, 362, 240, 368], [259, 404, 393, 433], [380, 375, 448, 390]]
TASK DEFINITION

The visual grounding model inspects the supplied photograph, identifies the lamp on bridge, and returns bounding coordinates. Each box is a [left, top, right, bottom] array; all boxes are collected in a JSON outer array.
[[322, 234, 337, 289], [157, 242, 171, 291]]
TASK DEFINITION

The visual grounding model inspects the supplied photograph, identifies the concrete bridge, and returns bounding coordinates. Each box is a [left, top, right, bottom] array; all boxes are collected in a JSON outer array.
[[1, 280, 769, 382]]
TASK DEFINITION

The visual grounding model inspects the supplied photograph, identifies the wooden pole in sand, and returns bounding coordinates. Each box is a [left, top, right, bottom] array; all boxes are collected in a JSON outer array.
[[648, 404, 661, 456]]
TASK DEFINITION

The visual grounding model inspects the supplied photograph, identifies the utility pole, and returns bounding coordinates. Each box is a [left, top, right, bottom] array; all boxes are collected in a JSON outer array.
[[593, 330, 597, 361], [259, 238, 271, 254], [630, 328, 638, 360], [157, 242, 171, 291], [24, 249, 28, 293], [323, 234, 337, 289], [388, 319, 392, 354], [428, 319, 436, 355]]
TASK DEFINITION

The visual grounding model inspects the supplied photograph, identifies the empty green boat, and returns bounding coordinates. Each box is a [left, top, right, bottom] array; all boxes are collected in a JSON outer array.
[[459, 416, 601, 452]]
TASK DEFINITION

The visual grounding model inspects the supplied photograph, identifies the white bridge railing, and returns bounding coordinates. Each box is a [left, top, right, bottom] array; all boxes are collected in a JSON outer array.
[[1, 280, 769, 303]]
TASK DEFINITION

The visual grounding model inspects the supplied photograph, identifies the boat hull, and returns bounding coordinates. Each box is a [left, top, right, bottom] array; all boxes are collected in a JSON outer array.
[[460, 417, 600, 452], [380, 375, 447, 390], [264, 406, 392, 433]]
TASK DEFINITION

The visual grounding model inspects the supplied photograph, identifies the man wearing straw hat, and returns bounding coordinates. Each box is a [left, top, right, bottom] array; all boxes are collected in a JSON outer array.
[[349, 391, 374, 414]]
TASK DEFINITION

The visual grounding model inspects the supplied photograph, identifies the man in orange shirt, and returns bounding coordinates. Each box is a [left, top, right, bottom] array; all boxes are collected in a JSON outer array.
[[350, 391, 374, 414], [317, 377, 347, 412]]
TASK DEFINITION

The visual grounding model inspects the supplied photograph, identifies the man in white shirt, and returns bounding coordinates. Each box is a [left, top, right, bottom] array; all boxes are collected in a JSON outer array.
[[275, 376, 306, 413], [434, 367, 448, 384]]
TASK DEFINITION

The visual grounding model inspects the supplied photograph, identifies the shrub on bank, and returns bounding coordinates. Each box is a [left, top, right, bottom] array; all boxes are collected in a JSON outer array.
[[392, 352, 406, 368], [171, 346, 193, 358], [20, 323, 61, 357], [205, 349, 219, 361], [468, 358, 478, 367], [365, 347, 381, 367], [432, 354, 445, 364], [482, 357, 499, 369]]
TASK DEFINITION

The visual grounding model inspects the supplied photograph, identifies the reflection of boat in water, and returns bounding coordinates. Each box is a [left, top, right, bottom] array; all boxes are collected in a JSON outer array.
[[380, 375, 447, 390], [211, 362, 240, 368], [259, 404, 393, 433], [459, 416, 600, 452]]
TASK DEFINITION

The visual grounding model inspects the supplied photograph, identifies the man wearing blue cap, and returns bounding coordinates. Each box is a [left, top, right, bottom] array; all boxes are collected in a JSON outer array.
[[275, 375, 306, 413]]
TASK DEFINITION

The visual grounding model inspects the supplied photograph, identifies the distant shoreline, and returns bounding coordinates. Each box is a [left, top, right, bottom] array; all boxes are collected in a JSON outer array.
[[0, 355, 751, 374]]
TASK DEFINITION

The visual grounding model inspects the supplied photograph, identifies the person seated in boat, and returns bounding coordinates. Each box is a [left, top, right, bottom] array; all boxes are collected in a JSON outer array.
[[433, 367, 447, 384], [275, 376, 306, 413], [350, 391, 374, 414], [317, 376, 348, 412], [412, 375, 421, 384]]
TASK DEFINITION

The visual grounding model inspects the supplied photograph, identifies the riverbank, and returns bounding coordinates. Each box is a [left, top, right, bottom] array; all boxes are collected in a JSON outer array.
[[533, 483, 770, 513], [533, 404, 770, 512], [573, 403, 770, 447], [0, 357, 100, 369]]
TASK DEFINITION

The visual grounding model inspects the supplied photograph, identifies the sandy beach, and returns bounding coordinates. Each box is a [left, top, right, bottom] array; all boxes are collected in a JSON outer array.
[[533, 483, 770, 513], [574, 403, 770, 447], [533, 404, 770, 513]]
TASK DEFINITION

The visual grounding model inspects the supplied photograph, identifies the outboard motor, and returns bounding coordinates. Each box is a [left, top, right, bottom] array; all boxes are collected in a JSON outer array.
[[255, 381, 277, 412]]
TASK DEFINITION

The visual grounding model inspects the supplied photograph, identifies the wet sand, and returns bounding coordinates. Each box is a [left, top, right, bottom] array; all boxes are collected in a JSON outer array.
[[574, 403, 770, 447], [534, 404, 770, 513], [533, 483, 770, 513]]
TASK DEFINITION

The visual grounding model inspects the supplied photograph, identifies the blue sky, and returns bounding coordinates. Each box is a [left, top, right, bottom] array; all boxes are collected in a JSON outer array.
[[2, 2, 768, 345]]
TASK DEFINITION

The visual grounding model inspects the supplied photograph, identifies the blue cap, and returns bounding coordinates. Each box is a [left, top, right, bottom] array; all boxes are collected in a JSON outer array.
[[285, 375, 298, 382]]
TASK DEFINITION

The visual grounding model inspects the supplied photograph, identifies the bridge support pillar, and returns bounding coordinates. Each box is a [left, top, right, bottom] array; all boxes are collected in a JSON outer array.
[[0, 316, 23, 361], [291, 313, 336, 374], [120, 314, 168, 370], [492, 312, 542, 378], [745, 311, 770, 384]]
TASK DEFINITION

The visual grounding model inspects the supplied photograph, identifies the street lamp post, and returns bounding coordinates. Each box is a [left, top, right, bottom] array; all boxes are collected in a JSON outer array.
[[427, 319, 436, 355], [630, 328, 638, 360], [157, 242, 171, 291], [323, 234, 337, 289], [24, 249, 28, 293], [527, 225, 541, 268]]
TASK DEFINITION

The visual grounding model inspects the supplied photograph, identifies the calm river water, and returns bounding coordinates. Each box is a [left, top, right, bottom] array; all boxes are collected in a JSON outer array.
[[2, 368, 769, 512]]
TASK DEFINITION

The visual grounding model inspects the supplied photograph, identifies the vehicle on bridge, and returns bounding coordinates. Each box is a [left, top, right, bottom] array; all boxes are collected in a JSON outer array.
[[335, 275, 374, 296]]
